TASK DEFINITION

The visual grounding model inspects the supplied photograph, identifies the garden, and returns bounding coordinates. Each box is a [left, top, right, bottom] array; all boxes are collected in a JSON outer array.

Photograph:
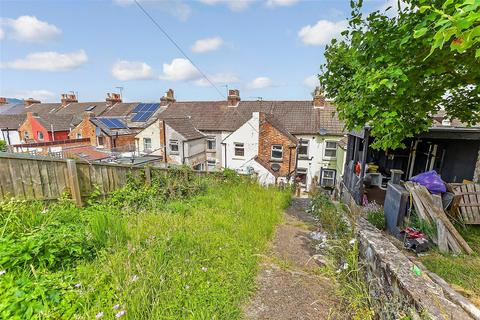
[[0, 168, 291, 319]]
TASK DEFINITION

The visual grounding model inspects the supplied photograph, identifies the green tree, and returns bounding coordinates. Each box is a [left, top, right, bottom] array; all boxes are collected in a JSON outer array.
[[0, 140, 6, 152], [320, 0, 480, 150]]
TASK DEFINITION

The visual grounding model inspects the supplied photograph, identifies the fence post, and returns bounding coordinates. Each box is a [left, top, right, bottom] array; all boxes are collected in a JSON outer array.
[[66, 159, 83, 207], [145, 165, 151, 186]]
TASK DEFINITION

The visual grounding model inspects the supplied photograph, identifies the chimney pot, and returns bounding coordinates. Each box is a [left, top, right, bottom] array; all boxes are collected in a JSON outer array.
[[0, 97, 7, 105], [160, 88, 176, 105], [24, 98, 41, 106], [313, 86, 325, 108], [61, 93, 78, 107], [106, 92, 122, 107], [227, 89, 240, 107]]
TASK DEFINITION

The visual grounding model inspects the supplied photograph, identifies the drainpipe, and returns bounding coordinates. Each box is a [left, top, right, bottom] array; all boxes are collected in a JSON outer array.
[[182, 141, 185, 165], [51, 124, 55, 141], [162, 121, 167, 164], [222, 142, 227, 168]]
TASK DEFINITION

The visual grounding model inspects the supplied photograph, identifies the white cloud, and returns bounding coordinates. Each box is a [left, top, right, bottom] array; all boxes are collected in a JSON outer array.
[[194, 73, 239, 86], [1, 16, 61, 42], [191, 37, 224, 53], [2, 89, 56, 102], [303, 75, 319, 88], [112, 60, 153, 81], [266, 0, 298, 8], [113, 0, 191, 21], [198, 0, 253, 12], [247, 76, 273, 89], [1, 50, 88, 72], [298, 19, 348, 46], [160, 58, 200, 81], [0, 28, 4, 40], [380, 0, 409, 16]]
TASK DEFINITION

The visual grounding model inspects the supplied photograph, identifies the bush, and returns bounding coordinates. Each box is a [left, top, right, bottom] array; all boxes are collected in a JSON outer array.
[[364, 203, 385, 230], [309, 192, 348, 237]]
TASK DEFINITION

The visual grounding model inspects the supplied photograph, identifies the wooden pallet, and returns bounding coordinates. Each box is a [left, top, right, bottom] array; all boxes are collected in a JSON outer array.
[[451, 183, 480, 225]]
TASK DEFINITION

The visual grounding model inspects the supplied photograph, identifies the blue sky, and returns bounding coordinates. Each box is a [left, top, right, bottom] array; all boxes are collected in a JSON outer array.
[[0, 0, 390, 103]]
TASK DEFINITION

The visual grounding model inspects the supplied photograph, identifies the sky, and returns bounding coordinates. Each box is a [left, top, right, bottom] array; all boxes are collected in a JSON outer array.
[[0, 0, 392, 103]]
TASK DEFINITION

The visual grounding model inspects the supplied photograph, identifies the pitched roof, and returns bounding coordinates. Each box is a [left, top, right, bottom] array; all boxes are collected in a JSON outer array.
[[102, 102, 140, 117], [34, 114, 75, 131], [264, 114, 298, 143], [158, 100, 344, 135], [90, 117, 139, 136], [165, 117, 206, 140], [24, 103, 62, 114], [63, 146, 110, 161], [0, 103, 25, 115], [0, 114, 26, 129]]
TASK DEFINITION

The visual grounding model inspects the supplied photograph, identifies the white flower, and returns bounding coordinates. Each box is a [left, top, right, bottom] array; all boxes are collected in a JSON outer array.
[[115, 310, 126, 318], [74, 283, 81, 288], [184, 285, 190, 290], [201, 267, 208, 272], [96, 312, 104, 319], [131, 275, 139, 282], [0, 270, 6, 276], [113, 304, 120, 310], [349, 239, 356, 246], [41, 208, 48, 214]]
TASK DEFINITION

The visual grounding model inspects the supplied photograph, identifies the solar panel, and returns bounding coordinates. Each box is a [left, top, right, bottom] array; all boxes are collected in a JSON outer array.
[[99, 118, 126, 129], [132, 103, 146, 113], [131, 103, 160, 122]]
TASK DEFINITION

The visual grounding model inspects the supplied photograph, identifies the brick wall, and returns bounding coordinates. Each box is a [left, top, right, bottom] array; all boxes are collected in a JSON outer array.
[[69, 117, 97, 146], [257, 113, 296, 177]]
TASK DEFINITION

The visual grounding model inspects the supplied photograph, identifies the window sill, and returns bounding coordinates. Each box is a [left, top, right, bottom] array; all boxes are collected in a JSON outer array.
[[232, 157, 245, 160], [207, 149, 216, 152], [170, 152, 179, 155], [270, 159, 283, 163]]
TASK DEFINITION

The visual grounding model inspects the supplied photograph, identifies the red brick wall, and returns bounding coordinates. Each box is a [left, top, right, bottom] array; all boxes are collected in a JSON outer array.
[[69, 117, 97, 146], [257, 113, 297, 177]]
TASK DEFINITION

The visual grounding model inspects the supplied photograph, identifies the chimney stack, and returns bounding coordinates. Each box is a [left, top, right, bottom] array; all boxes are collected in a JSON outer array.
[[160, 89, 176, 105], [106, 92, 122, 107], [24, 98, 41, 106], [227, 89, 240, 107], [61, 93, 78, 107], [0, 97, 7, 105], [313, 86, 325, 108]]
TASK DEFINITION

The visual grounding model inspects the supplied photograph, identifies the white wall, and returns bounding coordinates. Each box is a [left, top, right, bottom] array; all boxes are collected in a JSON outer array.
[[135, 120, 161, 155], [0, 129, 21, 145], [295, 134, 343, 190], [222, 112, 259, 171]]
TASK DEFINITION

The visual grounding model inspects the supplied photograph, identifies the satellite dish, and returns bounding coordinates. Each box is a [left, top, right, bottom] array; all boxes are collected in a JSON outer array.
[[271, 163, 280, 172], [319, 128, 328, 135]]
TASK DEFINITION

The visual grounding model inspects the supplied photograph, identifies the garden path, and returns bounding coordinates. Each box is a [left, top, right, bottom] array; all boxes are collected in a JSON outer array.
[[244, 198, 340, 319]]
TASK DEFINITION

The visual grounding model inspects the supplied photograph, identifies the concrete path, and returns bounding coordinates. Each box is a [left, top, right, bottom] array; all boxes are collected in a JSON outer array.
[[244, 198, 339, 320]]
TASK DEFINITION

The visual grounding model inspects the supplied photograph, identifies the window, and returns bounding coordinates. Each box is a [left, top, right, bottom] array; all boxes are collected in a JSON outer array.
[[169, 140, 179, 153], [271, 145, 283, 161], [76, 133, 82, 139], [324, 141, 337, 158], [234, 142, 244, 157], [98, 136, 104, 146], [296, 167, 308, 185], [24, 131, 29, 140], [298, 140, 309, 159], [207, 159, 216, 171], [206, 137, 216, 151], [320, 169, 336, 187], [143, 138, 152, 151], [37, 131, 44, 141]]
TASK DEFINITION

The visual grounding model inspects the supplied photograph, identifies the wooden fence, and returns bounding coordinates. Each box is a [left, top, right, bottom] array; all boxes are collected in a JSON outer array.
[[0, 152, 173, 206]]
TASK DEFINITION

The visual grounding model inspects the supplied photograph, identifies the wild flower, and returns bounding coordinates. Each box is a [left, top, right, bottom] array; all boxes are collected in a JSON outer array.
[[115, 310, 126, 318], [74, 283, 81, 288], [0, 270, 6, 276], [95, 311, 104, 318], [184, 285, 190, 290], [201, 267, 208, 272], [113, 304, 120, 310], [41, 208, 48, 214], [131, 274, 139, 282], [349, 239, 356, 246]]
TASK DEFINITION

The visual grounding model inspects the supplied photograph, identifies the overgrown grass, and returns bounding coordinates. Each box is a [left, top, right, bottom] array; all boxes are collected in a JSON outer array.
[[308, 193, 374, 320], [419, 225, 480, 302], [0, 168, 291, 319]]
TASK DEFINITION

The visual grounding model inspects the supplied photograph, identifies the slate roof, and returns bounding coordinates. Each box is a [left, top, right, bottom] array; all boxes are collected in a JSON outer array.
[[158, 100, 344, 135], [264, 114, 298, 143], [24, 103, 62, 114], [165, 117, 206, 141], [0, 103, 25, 115], [102, 102, 140, 117], [63, 146, 111, 161], [0, 114, 26, 129], [34, 114, 75, 131]]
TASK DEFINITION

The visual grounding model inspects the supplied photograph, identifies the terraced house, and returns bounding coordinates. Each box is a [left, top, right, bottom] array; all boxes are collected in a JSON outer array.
[[0, 88, 345, 190]]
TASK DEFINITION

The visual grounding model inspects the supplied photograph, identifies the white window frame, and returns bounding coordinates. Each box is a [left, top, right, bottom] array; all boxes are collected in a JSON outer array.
[[271, 144, 283, 161], [169, 139, 179, 154], [76, 132, 82, 139], [24, 131, 30, 140], [298, 140, 309, 159], [296, 167, 308, 185], [37, 131, 44, 141], [97, 136, 105, 147], [320, 168, 336, 187], [143, 137, 152, 151], [234, 142, 244, 158], [207, 159, 216, 171], [324, 140, 337, 159], [206, 137, 216, 151]]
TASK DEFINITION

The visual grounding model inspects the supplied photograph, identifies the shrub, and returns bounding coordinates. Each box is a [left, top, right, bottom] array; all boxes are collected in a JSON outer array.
[[309, 192, 348, 237], [364, 203, 385, 230]]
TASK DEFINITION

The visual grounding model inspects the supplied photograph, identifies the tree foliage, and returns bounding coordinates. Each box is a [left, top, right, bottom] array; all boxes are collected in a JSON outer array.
[[320, 0, 480, 150]]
